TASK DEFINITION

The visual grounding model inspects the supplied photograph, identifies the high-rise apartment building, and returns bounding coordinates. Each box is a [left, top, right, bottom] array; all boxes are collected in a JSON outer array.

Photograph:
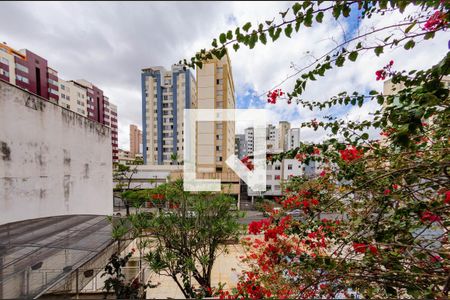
[[195, 51, 236, 173], [0, 43, 59, 103], [266, 124, 281, 153], [141, 64, 196, 165], [0, 42, 118, 163], [110, 103, 119, 162], [58, 79, 88, 117], [129, 124, 142, 158], [279, 121, 291, 151], [245, 127, 254, 155], [235, 134, 247, 159], [73, 79, 119, 163], [286, 127, 301, 150]]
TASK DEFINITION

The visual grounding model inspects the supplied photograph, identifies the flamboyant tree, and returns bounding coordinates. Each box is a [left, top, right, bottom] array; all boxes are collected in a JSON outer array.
[[184, 0, 449, 298]]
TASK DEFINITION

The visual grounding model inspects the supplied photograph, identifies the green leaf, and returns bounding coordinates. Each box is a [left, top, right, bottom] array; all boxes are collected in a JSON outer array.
[[219, 33, 226, 44], [292, 2, 302, 15], [377, 95, 384, 105], [232, 43, 240, 51], [369, 90, 378, 95], [361, 133, 369, 140], [211, 39, 218, 48], [335, 55, 345, 67], [342, 5, 350, 17], [404, 22, 416, 34], [348, 51, 358, 62], [332, 4, 341, 19], [356, 42, 362, 49], [226, 30, 233, 40], [316, 11, 324, 23], [259, 33, 267, 45], [265, 20, 272, 26], [285, 24, 293, 38], [374, 46, 384, 56], [404, 40, 415, 50], [242, 22, 252, 32], [424, 32, 435, 40]]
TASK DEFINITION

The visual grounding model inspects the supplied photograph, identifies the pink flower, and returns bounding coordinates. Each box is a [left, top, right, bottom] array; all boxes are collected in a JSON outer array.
[[384, 189, 391, 196], [423, 11, 447, 31]]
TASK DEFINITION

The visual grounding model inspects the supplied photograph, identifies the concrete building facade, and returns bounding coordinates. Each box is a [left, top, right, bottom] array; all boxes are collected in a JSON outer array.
[[0, 42, 118, 163], [142, 65, 196, 165], [0, 80, 113, 225]]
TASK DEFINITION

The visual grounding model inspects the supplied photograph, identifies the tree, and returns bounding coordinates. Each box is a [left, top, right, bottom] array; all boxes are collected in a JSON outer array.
[[170, 152, 179, 165], [183, 1, 449, 299], [124, 180, 244, 298], [101, 249, 156, 299], [113, 163, 139, 216]]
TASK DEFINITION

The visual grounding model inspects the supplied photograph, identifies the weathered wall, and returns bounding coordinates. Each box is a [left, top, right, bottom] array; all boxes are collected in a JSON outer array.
[[0, 80, 112, 225]]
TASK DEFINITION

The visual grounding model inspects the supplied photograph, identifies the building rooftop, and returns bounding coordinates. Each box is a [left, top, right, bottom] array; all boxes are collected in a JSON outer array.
[[0, 215, 113, 299]]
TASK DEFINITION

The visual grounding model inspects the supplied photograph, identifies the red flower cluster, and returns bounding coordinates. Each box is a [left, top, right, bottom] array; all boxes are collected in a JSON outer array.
[[241, 156, 254, 171], [423, 11, 447, 31], [384, 189, 391, 196], [295, 153, 306, 161], [446, 191, 450, 204], [375, 60, 394, 81], [420, 211, 441, 223], [380, 127, 397, 137], [352, 242, 378, 255], [267, 89, 284, 104], [312, 147, 320, 155], [339, 146, 363, 162], [151, 193, 164, 200], [248, 218, 271, 234]]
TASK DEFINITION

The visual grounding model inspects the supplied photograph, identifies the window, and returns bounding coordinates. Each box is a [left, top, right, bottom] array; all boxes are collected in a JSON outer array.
[[61, 84, 65, 90], [216, 79, 222, 85], [0, 69, 9, 77], [217, 156, 222, 162], [16, 63, 29, 73], [61, 94, 66, 99], [266, 185, 272, 191], [288, 164, 292, 170], [266, 175, 272, 180], [0, 57, 9, 65], [48, 78, 58, 85], [216, 146, 221, 151], [16, 74, 29, 83], [275, 165, 281, 170], [274, 185, 281, 191]]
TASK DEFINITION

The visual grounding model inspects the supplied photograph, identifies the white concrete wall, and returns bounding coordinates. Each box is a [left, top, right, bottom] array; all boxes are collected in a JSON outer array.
[[0, 80, 113, 225]]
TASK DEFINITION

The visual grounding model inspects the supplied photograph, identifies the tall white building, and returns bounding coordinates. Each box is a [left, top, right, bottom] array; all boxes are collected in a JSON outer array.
[[141, 65, 196, 165], [245, 127, 254, 156], [286, 128, 301, 150]]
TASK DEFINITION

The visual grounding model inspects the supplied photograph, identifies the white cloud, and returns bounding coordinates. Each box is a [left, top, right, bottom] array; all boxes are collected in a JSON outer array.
[[0, 2, 446, 148]]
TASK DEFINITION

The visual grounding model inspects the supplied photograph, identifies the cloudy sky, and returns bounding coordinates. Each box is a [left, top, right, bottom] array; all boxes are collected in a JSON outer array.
[[1, 1, 447, 150]]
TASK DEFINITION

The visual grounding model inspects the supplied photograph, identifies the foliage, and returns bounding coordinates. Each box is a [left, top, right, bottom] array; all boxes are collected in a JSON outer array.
[[113, 180, 244, 299], [101, 250, 155, 299], [185, 0, 450, 299]]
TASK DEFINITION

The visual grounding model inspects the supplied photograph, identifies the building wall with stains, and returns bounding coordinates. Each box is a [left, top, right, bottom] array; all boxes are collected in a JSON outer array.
[[0, 80, 112, 225]]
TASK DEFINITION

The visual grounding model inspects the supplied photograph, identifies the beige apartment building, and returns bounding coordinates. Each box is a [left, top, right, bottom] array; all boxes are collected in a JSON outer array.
[[279, 121, 291, 151], [129, 124, 142, 158], [58, 79, 88, 117], [142, 64, 196, 165], [196, 51, 236, 173]]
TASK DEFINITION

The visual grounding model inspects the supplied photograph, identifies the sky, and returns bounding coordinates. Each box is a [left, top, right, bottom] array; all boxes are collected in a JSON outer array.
[[0, 1, 447, 150]]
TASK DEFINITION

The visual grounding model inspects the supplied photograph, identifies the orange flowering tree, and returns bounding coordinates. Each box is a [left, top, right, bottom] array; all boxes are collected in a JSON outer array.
[[186, 0, 449, 298]]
